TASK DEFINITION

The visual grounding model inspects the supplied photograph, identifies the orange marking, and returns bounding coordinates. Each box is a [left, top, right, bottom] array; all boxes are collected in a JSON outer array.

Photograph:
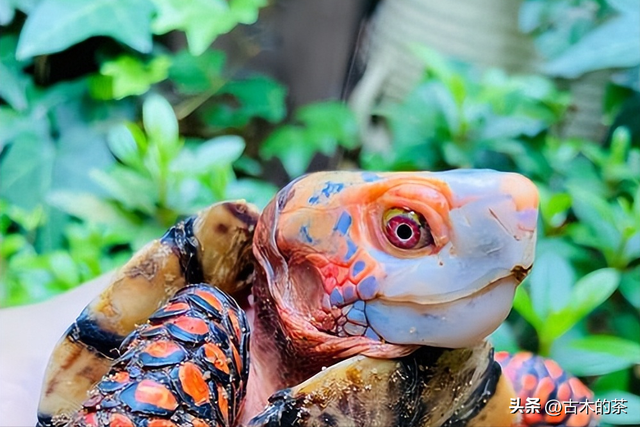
[[494, 351, 509, 363], [544, 359, 564, 380], [231, 342, 243, 374], [522, 374, 537, 391], [499, 173, 539, 211], [217, 385, 229, 425], [557, 382, 571, 402], [134, 379, 178, 411], [535, 377, 556, 403], [148, 419, 178, 427], [194, 289, 224, 312], [179, 362, 210, 406], [523, 411, 543, 426], [143, 340, 183, 358], [169, 316, 209, 335], [109, 413, 134, 427], [203, 343, 230, 374], [163, 302, 189, 312], [112, 371, 130, 383], [191, 419, 208, 427]]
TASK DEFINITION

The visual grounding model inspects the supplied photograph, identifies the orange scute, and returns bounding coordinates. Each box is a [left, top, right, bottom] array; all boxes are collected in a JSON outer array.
[[143, 340, 183, 358], [217, 385, 229, 424], [109, 413, 134, 427], [82, 413, 98, 426], [569, 377, 592, 398], [567, 410, 592, 427], [134, 379, 178, 411], [195, 289, 224, 311], [536, 377, 556, 402], [203, 343, 230, 374], [147, 420, 178, 427], [228, 310, 242, 341], [522, 374, 538, 391], [112, 371, 130, 383], [179, 362, 210, 406], [557, 382, 571, 402], [191, 419, 208, 427], [544, 359, 564, 380], [170, 316, 209, 335]]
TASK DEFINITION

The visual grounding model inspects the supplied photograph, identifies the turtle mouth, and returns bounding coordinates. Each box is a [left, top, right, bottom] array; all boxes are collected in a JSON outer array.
[[315, 271, 524, 348]]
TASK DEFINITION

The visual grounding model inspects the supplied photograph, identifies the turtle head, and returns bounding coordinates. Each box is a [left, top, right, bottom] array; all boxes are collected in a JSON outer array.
[[253, 170, 538, 357]]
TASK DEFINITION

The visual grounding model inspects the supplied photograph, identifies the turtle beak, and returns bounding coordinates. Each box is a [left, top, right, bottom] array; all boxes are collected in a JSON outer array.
[[365, 170, 539, 348]]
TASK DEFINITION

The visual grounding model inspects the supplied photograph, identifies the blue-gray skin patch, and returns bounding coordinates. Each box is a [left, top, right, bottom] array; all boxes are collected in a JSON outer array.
[[345, 239, 358, 261], [299, 225, 313, 243], [352, 260, 365, 276], [357, 276, 378, 300], [308, 181, 345, 205], [347, 306, 367, 326], [330, 288, 344, 306], [333, 212, 352, 235], [361, 172, 381, 182]]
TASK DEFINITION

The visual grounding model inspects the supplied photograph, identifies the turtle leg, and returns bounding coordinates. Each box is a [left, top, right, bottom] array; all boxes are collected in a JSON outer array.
[[66, 284, 250, 427], [496, 352, 598, 427], [247, 342, 516, 427], [37, 202, 258, 427]]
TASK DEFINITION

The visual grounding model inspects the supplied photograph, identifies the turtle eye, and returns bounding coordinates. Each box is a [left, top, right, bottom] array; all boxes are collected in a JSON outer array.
[[383, 208, 434, 250]]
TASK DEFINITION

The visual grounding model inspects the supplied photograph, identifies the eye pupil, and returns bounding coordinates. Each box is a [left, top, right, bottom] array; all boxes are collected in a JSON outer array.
[[396, 223, 413, 240]]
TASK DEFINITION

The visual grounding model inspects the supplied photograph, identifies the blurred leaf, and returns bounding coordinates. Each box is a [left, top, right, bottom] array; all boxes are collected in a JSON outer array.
[[16, 0, 155, 60], [204, 76, 287, 128], [0, 37, 29, 110], [152, 0, 235, 56], [552, 335, 640, 376], [90, 55, 170, 100], [296, 102, 359, 150], [543, 268, 620, 341], [48, 252, 79, 287], [597, 391, 640, 425], [529, 251, 574, 319], [173, 136, 246, 174], [0, 135, 55, 210], [619, 268, 640, 309], [261, 126, 312, 178], [544, 7, 640, 77], [107, 125, 143, 169], [90, 167, 157, 214], [489, 322, 521, 354], [169, 50, 226, 94], [142, 94, 179, 153], [226, 178, 278, 210], [48, 191, 135, 229], [513, 285, 544, 331]]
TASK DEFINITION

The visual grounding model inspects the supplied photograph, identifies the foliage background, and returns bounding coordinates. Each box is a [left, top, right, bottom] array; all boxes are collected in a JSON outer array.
[[0, 0, 638, 425]]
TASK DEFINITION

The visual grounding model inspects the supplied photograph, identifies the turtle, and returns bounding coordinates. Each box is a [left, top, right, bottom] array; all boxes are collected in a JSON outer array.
[[36, 170, 598, 427]]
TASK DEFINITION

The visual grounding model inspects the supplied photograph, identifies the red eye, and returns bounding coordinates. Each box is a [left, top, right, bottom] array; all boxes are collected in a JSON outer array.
[[383, 208, 434, 250]]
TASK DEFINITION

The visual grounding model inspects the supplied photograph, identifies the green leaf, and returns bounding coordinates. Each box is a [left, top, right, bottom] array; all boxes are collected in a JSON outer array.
[[48, 252, 79, 287], [47, 191, 135, 229], [152, 0, 234, 56], [552, 335, 640, 376], [142, 94, 179, 153], [529, 251, 575, 319], [0, 134, 55, 210], [107, 125, 143, 169], [544, 9, 640, 78], [619, 268, 640, 309], [543, 268, 620, 341], [89, 167, 157, 215], [513, 285, 543, 331], [489, 322, 521, 354], [296, 102, 359, 150], [90, 55, 170, 100], [261, 126, 314, 178], [225, 178, 278, 210], [17, 0, 155, 60], [173, 136, 246, 174], [169, 50, 226, 94], [204, 76, 287, 128]]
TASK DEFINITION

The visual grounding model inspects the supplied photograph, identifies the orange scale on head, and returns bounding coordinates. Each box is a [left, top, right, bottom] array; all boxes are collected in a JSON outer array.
[[179, 362, 210, 406], [494, 351, 510, 364], [109, 413, 134, 427], [203, 343, 231, 374], [227, 310, 243, 341], [194, 289, 224, 312]]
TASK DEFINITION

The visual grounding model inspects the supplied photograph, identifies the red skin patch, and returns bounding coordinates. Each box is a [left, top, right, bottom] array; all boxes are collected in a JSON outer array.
[[169, 316, 209, 335], [134, 379, 179, 411], [109, 413, 134, 427], [82, 413, 98, 426], [143, 340, 183, 358], [203, 342, 230, 374], [194, 289, 224, 312], [544, 359, 564, 380], [179, 362, 210, 406]]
